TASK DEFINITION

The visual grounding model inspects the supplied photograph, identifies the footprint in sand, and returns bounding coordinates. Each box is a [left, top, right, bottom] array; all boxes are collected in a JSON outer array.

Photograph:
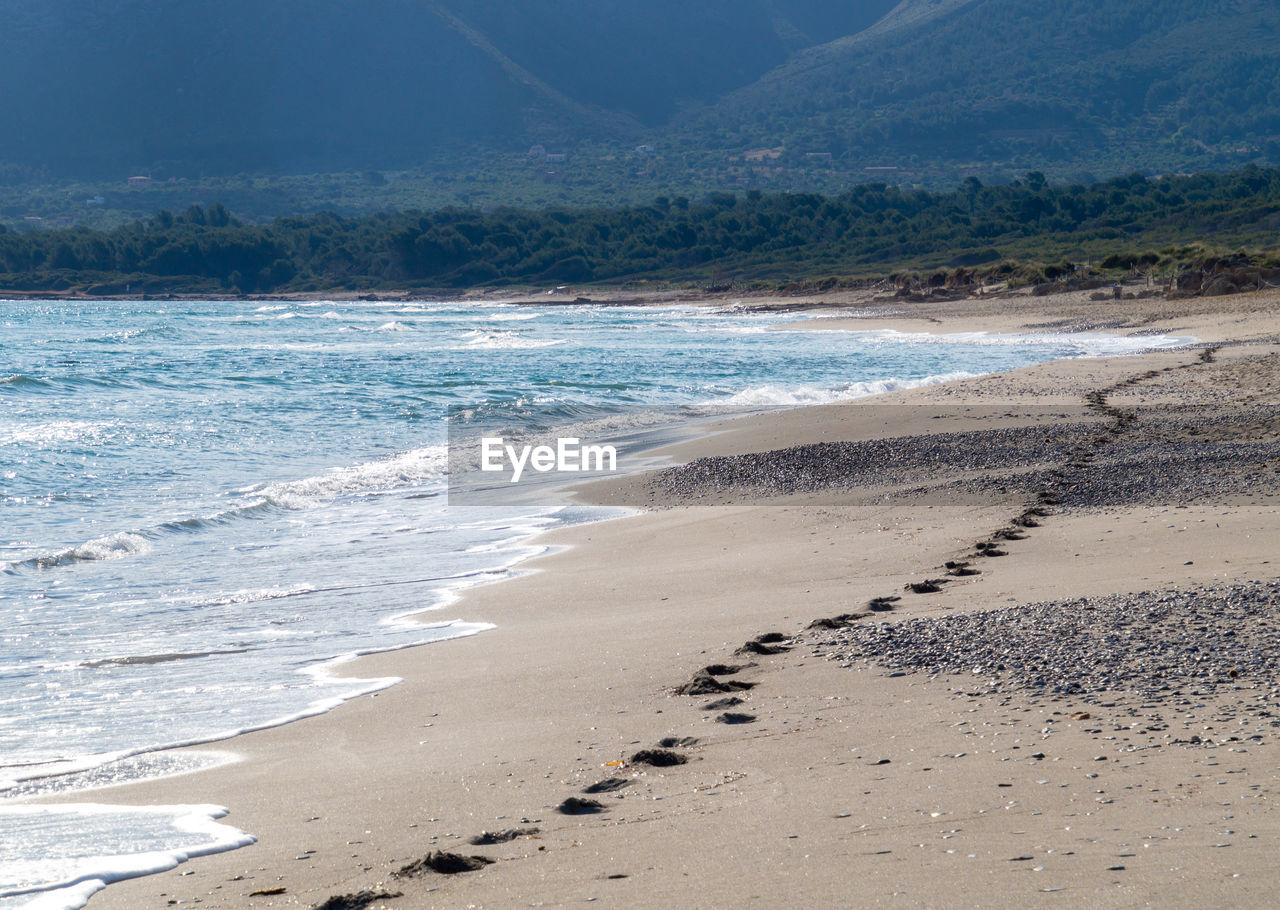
[[315, 889, 405, 910], [395, 851, 494, 876], [702, 696, 745, 710], [702, 663, 748, 676], [583, 778, 631, 794], [808, 611, 873, 629], [659, 736, 699, 748], [735, 634, 791, 655], [630, 748, 689, 767], [558, 796, 607, 814], [469, 827, 540, 845], [676, 673, 756, 695]]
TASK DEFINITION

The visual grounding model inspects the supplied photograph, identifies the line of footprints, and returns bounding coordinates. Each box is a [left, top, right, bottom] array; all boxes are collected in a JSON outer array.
[[313, 351, 1224, 909]]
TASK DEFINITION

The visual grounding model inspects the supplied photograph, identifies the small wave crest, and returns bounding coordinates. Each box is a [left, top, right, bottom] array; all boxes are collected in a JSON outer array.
[[716, 371, 976, 408], [247, 446, 447, 508], [74, 325, 176, 346], [462, 329, 565, 350], [10, 532, 153, 572], [0, 374, 50, 390], [6, 449, 448, 574]]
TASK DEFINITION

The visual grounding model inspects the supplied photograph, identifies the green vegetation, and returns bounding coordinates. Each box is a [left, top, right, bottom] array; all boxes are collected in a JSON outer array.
[[4, 165, 1280, 294], [0, 150, 867, 232]]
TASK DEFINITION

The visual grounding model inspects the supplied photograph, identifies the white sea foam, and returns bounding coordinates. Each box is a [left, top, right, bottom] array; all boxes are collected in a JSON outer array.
[[67, 533, 151, 563], [12, 532, 153, 572], [0, 661, 411, 794], [487, 311, 540, 321], [718, 371, 977, 408], [1, 752, 238, 801], [700, 323, 769, 335], [462, 329, 565, 349], [246, 446, 447, 508], [0, 804, 255, 910], [807, 307, 905, 320], [201, 586, 316, 607]]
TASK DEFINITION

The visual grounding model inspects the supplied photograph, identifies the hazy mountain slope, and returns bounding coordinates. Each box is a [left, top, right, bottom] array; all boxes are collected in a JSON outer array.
[[3, 0, 1276, 193], [1, 0, 544, 176], [681, 0, 1280, 175], [0, 0, 898, 177], [441, 0, 899, 124]]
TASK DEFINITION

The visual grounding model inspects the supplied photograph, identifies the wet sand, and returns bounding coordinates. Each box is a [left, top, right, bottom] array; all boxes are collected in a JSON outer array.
[[56, 286, 1280, 909]]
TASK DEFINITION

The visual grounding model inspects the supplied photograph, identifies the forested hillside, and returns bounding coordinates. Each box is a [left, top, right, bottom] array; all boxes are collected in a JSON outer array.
[[679, 0, 1280, 180]]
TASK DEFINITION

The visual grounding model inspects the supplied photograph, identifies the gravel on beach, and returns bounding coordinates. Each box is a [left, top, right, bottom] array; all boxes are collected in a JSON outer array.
[[649, 421, 1096, 501], [647, 403, 1280, 508], [811, 581, 1280, 710]]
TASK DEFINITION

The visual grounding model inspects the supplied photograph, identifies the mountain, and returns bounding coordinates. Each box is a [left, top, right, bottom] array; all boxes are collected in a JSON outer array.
[[1, 0, 1278, 196], [677, 0, 1280, 180], [0, 0, 896, 178]]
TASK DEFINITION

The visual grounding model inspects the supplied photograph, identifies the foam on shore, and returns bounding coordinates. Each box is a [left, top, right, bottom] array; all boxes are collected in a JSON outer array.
[[0, 804, 255, 910]]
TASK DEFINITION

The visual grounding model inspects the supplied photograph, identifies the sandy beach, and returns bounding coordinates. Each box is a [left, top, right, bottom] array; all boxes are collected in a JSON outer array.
[[53, 285, 1280, 909]]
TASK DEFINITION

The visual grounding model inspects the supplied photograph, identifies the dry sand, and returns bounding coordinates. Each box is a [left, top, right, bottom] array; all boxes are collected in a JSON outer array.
[[48, 286, 1280, 909]]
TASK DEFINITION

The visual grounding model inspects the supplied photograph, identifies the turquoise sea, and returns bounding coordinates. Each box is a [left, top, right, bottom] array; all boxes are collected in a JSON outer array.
[[0, 297, 1192, 908]]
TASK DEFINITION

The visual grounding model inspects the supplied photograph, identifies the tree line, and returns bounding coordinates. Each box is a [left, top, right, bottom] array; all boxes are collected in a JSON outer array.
[[3, 165, 1280, 294]]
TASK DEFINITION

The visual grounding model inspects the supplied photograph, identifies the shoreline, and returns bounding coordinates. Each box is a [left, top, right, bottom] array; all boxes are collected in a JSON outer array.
[[0, 278, 1146, 311], [33, 288, 1280, 909]]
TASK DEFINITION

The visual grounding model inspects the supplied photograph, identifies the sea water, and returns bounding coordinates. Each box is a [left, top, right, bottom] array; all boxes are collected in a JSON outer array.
[[0, 297, 1192, 907]]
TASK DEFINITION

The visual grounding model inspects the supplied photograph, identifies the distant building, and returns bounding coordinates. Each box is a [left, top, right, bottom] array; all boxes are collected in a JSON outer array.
[[806, 152, 833, 161], [744, 147, 784, 162], [634, 144, 655, 154], [528, 144, 547, 158], [127, 176, 153, 187], [86, 195, 105, 206], [545, 153, 566, 163]]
